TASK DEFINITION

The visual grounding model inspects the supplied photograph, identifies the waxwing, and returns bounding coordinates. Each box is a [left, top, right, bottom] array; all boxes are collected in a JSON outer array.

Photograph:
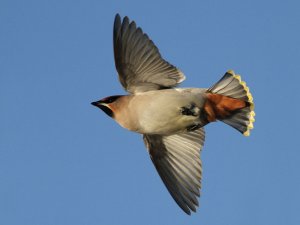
[[92, 14, 255, 215]]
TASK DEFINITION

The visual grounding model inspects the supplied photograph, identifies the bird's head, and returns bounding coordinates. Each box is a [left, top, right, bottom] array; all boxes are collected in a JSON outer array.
[[91, 95, 124, 118]]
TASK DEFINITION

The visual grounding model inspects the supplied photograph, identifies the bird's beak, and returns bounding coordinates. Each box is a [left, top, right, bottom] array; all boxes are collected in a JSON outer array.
[[92, 100, 111, 109], [91, 100, 113, 117], [91, 101, 102, 107], [91, 100, 109, 109]]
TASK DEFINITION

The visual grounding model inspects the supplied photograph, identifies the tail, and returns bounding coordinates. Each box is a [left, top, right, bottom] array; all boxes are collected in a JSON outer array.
[[204, 70, 255, 136]]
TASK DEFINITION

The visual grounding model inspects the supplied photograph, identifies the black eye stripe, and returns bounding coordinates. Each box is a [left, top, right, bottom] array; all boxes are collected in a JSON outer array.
[[102, 95, 123, 103]]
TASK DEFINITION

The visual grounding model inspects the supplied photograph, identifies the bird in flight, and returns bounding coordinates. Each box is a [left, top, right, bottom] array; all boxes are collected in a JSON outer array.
[[92, 14, 255, 215]]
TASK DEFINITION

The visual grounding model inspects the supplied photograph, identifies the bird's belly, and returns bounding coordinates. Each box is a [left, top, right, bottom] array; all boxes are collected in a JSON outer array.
[[136, 101, 198, 135]]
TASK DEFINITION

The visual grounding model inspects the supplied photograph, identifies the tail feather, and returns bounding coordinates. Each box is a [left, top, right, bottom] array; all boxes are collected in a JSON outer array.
[[207, 70, 255, 136]]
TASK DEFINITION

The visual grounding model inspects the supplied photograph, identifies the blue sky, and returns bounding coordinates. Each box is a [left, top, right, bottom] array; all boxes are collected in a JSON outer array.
[[1, 0, 300, 224]]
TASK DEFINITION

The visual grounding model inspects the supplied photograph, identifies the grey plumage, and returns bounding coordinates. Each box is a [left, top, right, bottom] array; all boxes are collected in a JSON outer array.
[[143, 128, 205, 214], [208, 72, 248, 101], [113, 14, 185, 93], [207, 71, 255, 135]]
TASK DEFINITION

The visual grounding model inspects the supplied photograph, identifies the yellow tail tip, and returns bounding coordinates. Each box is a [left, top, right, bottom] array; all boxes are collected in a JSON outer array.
[[228, 70, 255, 136]]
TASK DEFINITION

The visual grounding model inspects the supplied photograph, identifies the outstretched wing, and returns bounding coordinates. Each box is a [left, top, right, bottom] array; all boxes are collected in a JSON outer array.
[[143, 128, 205, 215], [113, 14, 185, 93]]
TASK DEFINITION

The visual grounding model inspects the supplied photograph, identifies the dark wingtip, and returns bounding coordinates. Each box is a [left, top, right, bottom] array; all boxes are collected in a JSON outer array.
[[123, 16, 129, 23], [183, 208, 192, 215], [114, 14, 122, 38], [114, 14, 121, 28], [115, 13, 121, 20]]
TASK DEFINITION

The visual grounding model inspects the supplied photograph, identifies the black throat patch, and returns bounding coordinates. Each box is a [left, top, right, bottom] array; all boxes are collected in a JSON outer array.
[[99, 105, 114, 117]]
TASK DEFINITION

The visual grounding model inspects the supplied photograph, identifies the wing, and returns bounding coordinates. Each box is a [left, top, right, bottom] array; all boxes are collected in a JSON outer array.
[[113, 14, 186, 93], [143, 128, 205, 215]]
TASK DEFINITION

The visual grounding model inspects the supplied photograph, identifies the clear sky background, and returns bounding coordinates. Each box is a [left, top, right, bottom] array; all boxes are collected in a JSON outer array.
[[1, 0, 300, 224]]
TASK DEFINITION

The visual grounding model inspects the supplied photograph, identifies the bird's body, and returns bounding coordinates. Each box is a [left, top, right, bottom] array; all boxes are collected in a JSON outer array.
[[92, 14, 255, 215], [112, 88, 207, 134]]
